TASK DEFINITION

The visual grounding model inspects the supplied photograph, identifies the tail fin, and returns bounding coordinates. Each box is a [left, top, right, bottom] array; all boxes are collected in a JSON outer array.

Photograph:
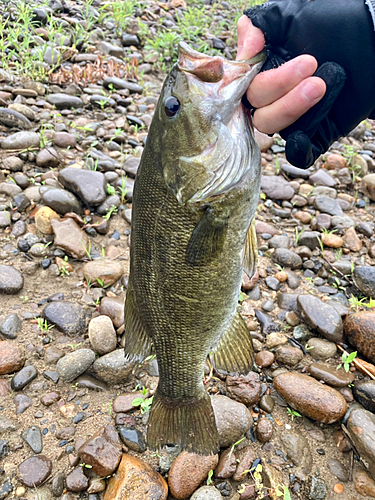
[[147, 390, 219, 455]]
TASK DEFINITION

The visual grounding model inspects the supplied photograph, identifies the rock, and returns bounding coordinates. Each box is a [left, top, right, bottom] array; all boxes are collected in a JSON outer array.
[[273, 248, 302, 269], [47, 93, 83, 109], [78, 425, 122, 476], [0, 313, 22, 339], [1, 131, 40, 149], [168, 451, 218, 499], [0, 265, 23, 294], [314, 196, 343, 216], [117, 426, 147, 452], [328, 458, 349, 482], [211, 395, 253, 448], [35, 206, 60, 234], [36, 147, 60, 168], [298, 231, 320, 250], [321, 233, 343, 248], [100, 296, 124, 328], [190, 486, 222, 500], [0, 107, 31, 128], [347, 408, 375, 478], [2, 156, 24, 172], [11, 365, 37, 390], [353, 380, 375, 413], [40, 391, 61, 406], [225, 372, 261, 406], [18, 455, 52, 487], [66, 466, 89, 492], [266, 331, 288, 349], [75, 374, 109, 391], [280, 430, 312, 473], [0, 379, 11, 396], [56, 349, 96, 382], [0, 415, 18, 434], [255, 351, 275, 368], [254, 129, 273, 151], [261, 176, 294, 200], [255, 417, 273, 442], [308, 476, 327, 500], [353, 266, 375, 297], [88, 316, 117, 355], [41, 186, 83, 215], [275, 346, 303, 366], [22, 425, 43, 454], [103, 454, 168, 500], [0, 341, 24, 375], [324, 153, 347, 170], [297, 295, 343, 342], [344, 311, 375, 363], [43, 301, 86, 335], [355, 470, 375, 497], [331, 215, 355, 230], [343, 226, 362, 252], [361, 174, 375, 201], [305, 338, 337, 359], [53, 131, 77, 148], [214, 448, 237, 479], [90, 350, 134, 384], [83, 260, 124, 288], [310, 169, 337, 187], [232, 444, 256, 482], [58, 167, 106, 206], [51, 218, 90, 259], [14, 394, 32, 414], [308, 362, 354, 387], [273, 372, 347, 423]]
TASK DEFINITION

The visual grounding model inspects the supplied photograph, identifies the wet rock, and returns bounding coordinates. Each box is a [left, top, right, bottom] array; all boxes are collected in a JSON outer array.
[[78, 425, 122, 476], [226, 372, 261, 406], [232, 444, 256, 482], [43, 301, 86, 335], [255, 417, 273, 442], [56, 349, 96, 382], [280, 430, 312, 473], [51, 218, 90, 259], [353, 380, 375, 413], [90, 349, 134, 384], [347, 408, 375, 478], [35, 206, 60, 235], [0, 313, 22, 339], [275, 346, 303, 366], [58, 167, 106, 206], [168, 451, 218, 500], [273, 248, 302, 269], [118, 426, 147, 452], [41, 186, 83, 215], [66, 466, 89, 492], [22, 425, 43, 454], [261, 176, 294, 200], [273, 372, 347, 423], [0, 341, 24, 375], [255, 350, 275, 368], [327, 458, 349, 482], [211, 395, 253, 448], [305, 338, 337, 359], [260, 394, 274, 413], [40, 391, 61, 406], [83, 260, 124, 288], [355, 470, 375, 497], [1, 131, 39, 149], [14, 394, 32, 414], [353, 266, 375, 297], [103, 453, 168, 500], [47, 93, 83, 109], [88, 315, 117, 355], [297, 295, 343, 342], [344, 311, 375, 363], [308, 362, 354, 387], [0, 265, 23, 294], [11, 364, 37, 390], [18, 455, 52, 487], [214, 448, 237, 479]]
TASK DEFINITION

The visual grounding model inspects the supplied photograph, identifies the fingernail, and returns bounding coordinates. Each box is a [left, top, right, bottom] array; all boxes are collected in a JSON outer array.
[[301, 81, 323, 103], [295, 57, 315, 79]]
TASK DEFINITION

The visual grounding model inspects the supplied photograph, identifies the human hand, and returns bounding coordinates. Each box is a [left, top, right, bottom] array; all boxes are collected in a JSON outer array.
[[236, 15, 326, 135]]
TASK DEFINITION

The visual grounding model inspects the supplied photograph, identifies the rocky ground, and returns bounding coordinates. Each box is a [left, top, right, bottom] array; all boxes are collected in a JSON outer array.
[[1, 0, 375, 499]]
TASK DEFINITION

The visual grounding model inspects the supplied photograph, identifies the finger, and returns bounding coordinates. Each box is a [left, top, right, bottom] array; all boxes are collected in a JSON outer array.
[[236, 15, 265, 61], [253, 76, 326, 134], [248, 55, 318, 108]]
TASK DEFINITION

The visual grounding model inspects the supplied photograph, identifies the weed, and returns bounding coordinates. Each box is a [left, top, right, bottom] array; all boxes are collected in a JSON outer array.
[[81, 240, 92, 260], [337, 351, 357, 373], [132, 386, 154, 414], [206, 469, 213, 486], [103, 205, 118, 220], [117, 176, 128, 204], [335, 248, 342, 261], [295, 227, 304, 245], [67, 342, 82, 351], [286, 408, 302, 421], [80, 463, 93, 469], [228, 436, 245, 459], [106, 183, 116, 196], [35, 318, 54, 334], [275, 157, 281, 175]]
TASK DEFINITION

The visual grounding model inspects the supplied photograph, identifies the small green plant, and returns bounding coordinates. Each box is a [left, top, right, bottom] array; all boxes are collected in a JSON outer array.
[[228, 436, 245, 459], [335, 248, 342, 261], [206, 469, 213, 486], [132, 386, 154, 414], [337, 351, 357, 373], [80, 463, 93, 469], [67, 342, 82, 351], [107, 183, 116, 196], [286, 408, 302, 421], [36, 318, 54, 334], [103, 205, 118, 220], [238, 291, 248, 303], [117, 176, 128, 204], [81, 240, 92, 260], [295, 227, 304, 245], [275, 157, 281, 175]]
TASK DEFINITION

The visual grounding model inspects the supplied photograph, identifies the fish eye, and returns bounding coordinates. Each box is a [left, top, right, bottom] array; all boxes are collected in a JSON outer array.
[[165, 96, 180, 118]]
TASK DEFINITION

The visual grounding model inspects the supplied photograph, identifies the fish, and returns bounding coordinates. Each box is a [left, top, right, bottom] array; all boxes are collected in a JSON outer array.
[[124, 42, 265, 455]]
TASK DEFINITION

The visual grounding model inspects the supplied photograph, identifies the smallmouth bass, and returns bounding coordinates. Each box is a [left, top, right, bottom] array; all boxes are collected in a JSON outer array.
[[124, 42, 264, 455]]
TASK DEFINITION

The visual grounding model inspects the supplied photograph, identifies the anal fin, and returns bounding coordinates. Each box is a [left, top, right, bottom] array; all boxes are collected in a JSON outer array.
[[124, 282, 152, 362], [242, 219, 258, 278], [211, 312, 254, 375]]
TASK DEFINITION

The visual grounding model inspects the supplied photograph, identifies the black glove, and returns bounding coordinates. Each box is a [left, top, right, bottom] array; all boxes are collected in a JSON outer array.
[[244, 0, 375, 168]]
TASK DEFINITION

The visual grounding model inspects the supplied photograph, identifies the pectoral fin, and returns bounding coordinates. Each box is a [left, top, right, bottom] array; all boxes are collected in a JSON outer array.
[[211, 312, 254, 375], [185, 206, 228, 266], [124, 282, 152, 361], [242, 220, 258, 278]]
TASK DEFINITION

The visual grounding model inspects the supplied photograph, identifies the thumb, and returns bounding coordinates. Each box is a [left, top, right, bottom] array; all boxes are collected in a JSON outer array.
[[236, 15, 265, 61]]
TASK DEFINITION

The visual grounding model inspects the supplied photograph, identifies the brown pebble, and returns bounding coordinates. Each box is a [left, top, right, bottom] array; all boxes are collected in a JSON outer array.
[[255, 351, 275, 368], [226, 372, 261, 406], [40, 391, 61, 406], [0, 341, 24, 375], [355, 470, 375, 497], [214, 448, 237, 479], [66, 466, 89, 492], [333, 483, 344, 494], [255, 417, 273, 443]]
